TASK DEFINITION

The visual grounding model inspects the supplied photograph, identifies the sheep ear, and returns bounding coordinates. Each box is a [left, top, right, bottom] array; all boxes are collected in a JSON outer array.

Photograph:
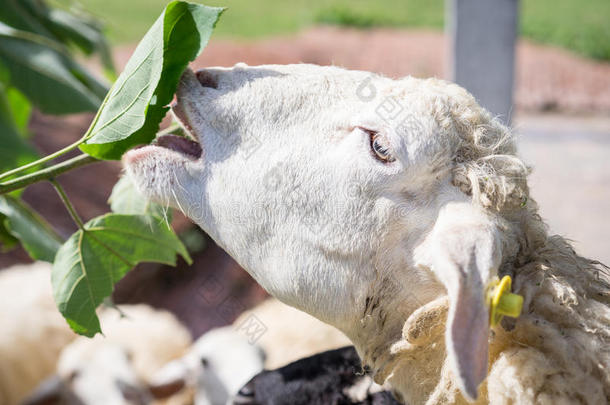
[[444, 266, 490, 401], [414, 202, 502, 401]]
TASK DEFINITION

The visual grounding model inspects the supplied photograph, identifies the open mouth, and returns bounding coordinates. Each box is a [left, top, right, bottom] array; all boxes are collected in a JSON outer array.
[[150, 68, 218, 160], [155, 97, 202, 160], [154, 133, 202, 159], [160, 103, 202, 159]]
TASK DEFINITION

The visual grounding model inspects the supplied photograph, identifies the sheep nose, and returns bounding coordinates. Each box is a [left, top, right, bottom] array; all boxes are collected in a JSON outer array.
[[234, 380, 255, 403], [195, 70, 218, 89]]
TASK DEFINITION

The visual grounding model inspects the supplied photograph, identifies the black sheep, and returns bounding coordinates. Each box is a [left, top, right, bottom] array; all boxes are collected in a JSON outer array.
[[233, 346, 400, 405]]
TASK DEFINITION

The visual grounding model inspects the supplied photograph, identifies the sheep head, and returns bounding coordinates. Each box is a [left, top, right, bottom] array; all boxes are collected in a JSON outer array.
[[24, 344, 153, 405], [124, 63, 529, 403]]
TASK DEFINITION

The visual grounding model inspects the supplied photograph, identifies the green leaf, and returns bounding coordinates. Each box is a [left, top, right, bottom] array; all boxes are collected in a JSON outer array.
[[0, 0, 54, 38], [41, 8, 101, 54], [109, 175, 169, 220], [0, 121, 35, 174], [80, 1, 224, 160], [0, 217, 19, 252], [0, 78, 38, 174], [0, 22, 107, 114], [52, 11, 117, 80], [0, 61, 31, 137], [0, 195, 63, 262], [31, 5, 116, 78], [0, 0, 116, 79], [5, 86, 31, 136], [52, 214, 191, 336], [0, 63, 38, 195]]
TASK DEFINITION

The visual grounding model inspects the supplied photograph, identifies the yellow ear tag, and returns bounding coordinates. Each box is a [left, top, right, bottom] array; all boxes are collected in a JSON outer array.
[[487, 275, 523, 327]]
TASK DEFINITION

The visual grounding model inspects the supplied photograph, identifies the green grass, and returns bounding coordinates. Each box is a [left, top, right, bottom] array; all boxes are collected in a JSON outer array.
[[520, 0, 610, 61], [66, 0, 610, 61]]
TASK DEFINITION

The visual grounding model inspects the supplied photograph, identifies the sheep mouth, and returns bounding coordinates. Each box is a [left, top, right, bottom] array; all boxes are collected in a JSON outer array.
[[154, 134, 202, 159], [166, 94, 205, 160]]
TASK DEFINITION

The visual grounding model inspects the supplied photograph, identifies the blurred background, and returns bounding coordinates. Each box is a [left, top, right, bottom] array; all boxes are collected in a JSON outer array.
[[2, 0, 609, 335]]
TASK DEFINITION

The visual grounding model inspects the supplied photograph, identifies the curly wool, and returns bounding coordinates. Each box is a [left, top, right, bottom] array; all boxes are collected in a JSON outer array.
[[391, 79, 610, 405], [486, 236, 610, 405], [421, 78, 529, 214], [407, 237, 610, 405]]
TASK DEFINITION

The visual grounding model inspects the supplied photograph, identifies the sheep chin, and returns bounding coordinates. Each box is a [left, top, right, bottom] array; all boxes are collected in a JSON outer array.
[[122, 144, 202, 211]]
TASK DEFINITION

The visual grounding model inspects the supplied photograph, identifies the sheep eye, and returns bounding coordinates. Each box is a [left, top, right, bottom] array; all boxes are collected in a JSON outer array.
[[361, 127, 395, 163]]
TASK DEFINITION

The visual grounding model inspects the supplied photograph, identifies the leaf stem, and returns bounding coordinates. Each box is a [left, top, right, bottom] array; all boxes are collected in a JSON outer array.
[[156, 123, 182, 137], [0, 154, 99, 195], [51, 179, 85, 230], [0, 137, 86, 181]]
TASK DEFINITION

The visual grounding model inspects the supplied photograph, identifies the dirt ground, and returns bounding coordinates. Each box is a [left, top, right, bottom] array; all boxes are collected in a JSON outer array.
[[3, 27, 609, 337], [113, 27, 610, 113]]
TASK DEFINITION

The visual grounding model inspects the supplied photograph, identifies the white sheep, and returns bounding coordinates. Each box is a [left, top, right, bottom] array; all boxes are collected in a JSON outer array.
[[0, 262, 76, 405], [10, 276, 345, 405], [234, 298, 352, 369], [149, 325, 264, 405], [150, 298, 350, 404], [124, 63, 610, 404], [24, 304, 193, 405]]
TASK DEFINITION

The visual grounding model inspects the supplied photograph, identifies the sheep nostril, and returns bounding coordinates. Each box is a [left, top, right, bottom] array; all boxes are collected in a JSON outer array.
[[236, 380, 255, 398], [195, 70, 218, 89]]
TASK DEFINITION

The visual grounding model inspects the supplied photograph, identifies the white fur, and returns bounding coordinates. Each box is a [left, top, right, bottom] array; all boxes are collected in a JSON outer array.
[[150, 326, 264, 405], [234, 298, 352, 369], [124, 63, 610, 404], [26, 304, 192, 405], [0, 262, 76, 405], [151, 298, 350, 404]]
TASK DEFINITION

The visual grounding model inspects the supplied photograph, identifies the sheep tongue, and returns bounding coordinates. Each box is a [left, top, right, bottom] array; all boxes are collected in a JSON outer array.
[[156, 134, 201, 158]]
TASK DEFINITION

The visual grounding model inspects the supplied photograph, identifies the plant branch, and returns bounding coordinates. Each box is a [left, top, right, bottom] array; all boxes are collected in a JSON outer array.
[[156, 123, 182, 137], [0, 154, 99, 195], [0, 138, 86, 181], [50, 179, 85, 230]]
